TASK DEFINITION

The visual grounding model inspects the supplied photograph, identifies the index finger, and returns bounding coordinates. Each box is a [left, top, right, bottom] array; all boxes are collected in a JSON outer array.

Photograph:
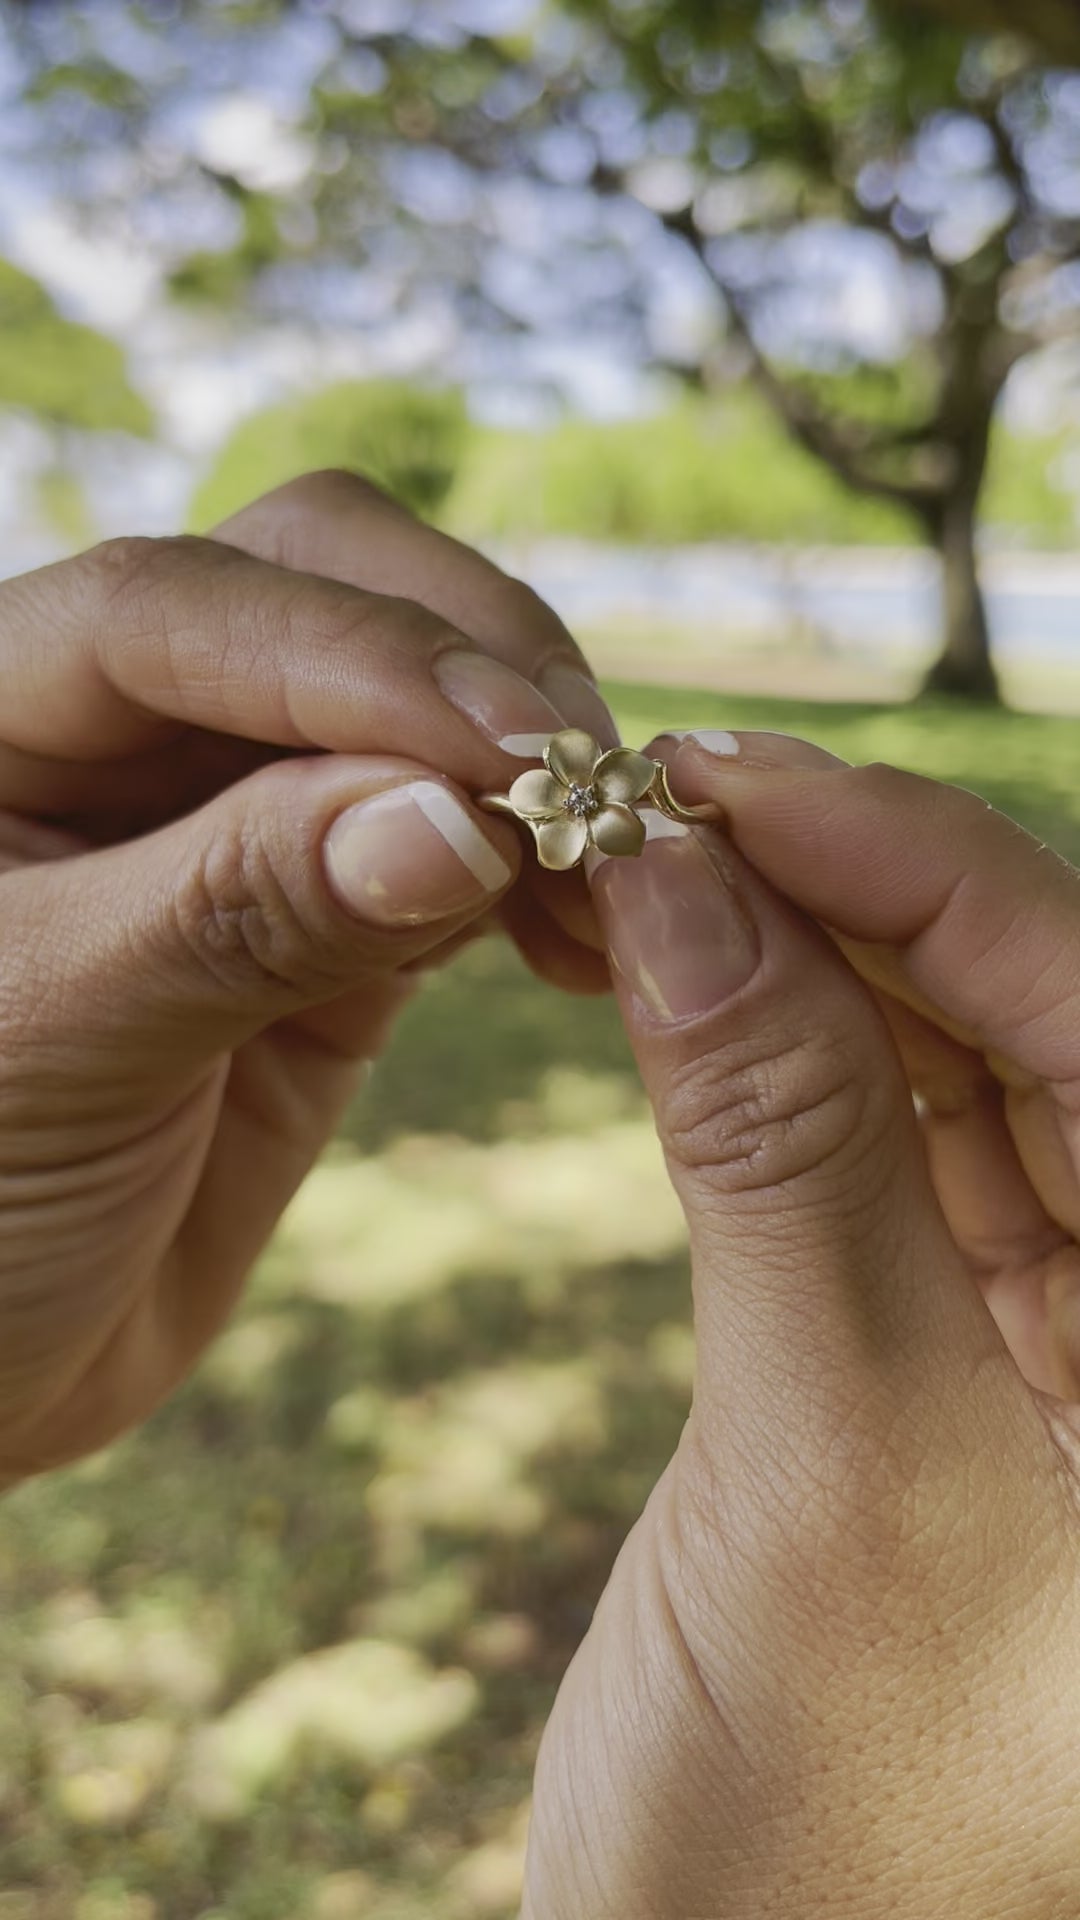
[[658, 731, 1080, 1090], [0, 532, 567, 788], [209, 468, 617, 747]]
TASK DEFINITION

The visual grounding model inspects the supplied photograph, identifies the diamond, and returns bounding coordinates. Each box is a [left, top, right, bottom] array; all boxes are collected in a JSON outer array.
[[565, 783, 600, 819]]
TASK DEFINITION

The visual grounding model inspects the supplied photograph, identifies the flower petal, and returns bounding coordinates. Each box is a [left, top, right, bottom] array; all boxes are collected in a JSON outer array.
[[593, 747, 657, 806], [507, 768, 565, 820], [590, 803, 646, 859], [544, 728, 599, 788], [536, 813, 590, 871]]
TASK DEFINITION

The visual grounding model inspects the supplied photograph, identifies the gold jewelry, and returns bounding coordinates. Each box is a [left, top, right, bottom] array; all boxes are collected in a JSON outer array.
[[479, 728, 720, 873]]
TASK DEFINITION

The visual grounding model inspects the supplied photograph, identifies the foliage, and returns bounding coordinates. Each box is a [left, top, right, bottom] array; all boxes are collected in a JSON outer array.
[[189, 381, 469, 529], [5, 4, 1075, 492], [3, 680, 1080, 1918], [0, 256, 153, 436], [5, 0, 1080, 690], [192, 379, 1076, 551], [446, 395, 916, 545], [898, 0, 1080, 62], [447, 393, 1078, 549]]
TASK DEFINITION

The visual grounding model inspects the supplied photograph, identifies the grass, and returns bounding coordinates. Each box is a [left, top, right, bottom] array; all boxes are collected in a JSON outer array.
[[2, 683, 1079, 1920]]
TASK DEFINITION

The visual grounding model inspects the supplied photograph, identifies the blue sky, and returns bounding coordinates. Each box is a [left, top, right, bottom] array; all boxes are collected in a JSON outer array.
[[0, 0, 1074, 563]]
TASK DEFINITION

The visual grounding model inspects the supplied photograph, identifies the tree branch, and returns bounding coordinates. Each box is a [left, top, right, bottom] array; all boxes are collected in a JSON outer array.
[[657, 202, 946, 508], [722, 296, 946, 509]]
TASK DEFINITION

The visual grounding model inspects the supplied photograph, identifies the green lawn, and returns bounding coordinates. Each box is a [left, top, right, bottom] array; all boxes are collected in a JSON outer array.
[[2, 688, 1078, 1920]]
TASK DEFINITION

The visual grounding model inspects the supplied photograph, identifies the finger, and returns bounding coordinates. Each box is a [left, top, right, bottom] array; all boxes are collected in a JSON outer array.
[[584, 816, 1037, 1449], [0, 533, 568, 783], [869, 984, 1079, 1394], [527, 866, 606, 954], [0, 730, 283, 834], [210, 468, 617, 746], [3, 753, 520, 1088], [498, 882, 611, 996], [655, 728, 1080, 1089], [655, 730, 1080, 1267], [212, 471, 618, 976], [0, 810, 87, 872]]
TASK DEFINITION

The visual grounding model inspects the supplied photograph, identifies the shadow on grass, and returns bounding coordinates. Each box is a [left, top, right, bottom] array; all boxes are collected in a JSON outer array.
[[342, 937, 636, 1154], [3, 1235, 691, 1918], [5, 683, 1080, 1919]]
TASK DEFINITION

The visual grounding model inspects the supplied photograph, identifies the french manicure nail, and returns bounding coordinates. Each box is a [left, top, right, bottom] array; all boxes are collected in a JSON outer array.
[[538, 661, 620, 748], [670, 729, 849, 771], [433, 648, 564, 750], [498, 732, 554, 759], [587, 815, 759, 1022], [325, 781, 512, 927], [666, 728, 741, 755]]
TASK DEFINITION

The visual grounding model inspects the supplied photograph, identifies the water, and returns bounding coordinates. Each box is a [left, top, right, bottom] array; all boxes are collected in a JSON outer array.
[[490, 540, 1080, 664]]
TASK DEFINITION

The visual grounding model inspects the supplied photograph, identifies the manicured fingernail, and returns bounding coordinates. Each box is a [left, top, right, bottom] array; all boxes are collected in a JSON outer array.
[[325, 781, 512, 927], [498, 732, 553, 759], [538, 662, 619, 748], [433, 648, 564, 751], [587, 814, 759, 1022], [669, 730, 849, 770], [665, 728, 741, 755]]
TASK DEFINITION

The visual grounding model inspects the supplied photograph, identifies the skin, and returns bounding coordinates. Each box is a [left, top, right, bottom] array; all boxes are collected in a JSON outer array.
[[4, 489, 1080, 1912], [524, 733, 1080, 1915], [0, 469, 610, 1474]]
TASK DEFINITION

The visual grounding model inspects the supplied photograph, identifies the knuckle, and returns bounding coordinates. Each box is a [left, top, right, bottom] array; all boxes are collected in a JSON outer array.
[[845, 758, 983, 831], [171, 818, 346, 1005], [81, 534, 205, 613], [285, 467, 395, 513], [845, 758, 917, 801], [660, 1020, 882, 1203], [317, 585, 462, 673], [236, 469, 404, 566]]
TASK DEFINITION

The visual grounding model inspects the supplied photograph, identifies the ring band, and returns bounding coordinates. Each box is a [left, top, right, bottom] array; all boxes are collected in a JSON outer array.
[[646, 760, 720, 829]]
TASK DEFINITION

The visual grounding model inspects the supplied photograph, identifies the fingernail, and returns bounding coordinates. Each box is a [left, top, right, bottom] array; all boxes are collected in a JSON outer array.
[[325, 781, 512, 927], [665, 728, 741, 755], [538, 661, 619, 748], [434, 648, 564, 752], [497, 732, 554, 759], [669, 730, 849, 771], [587, 814, 759, 1022]]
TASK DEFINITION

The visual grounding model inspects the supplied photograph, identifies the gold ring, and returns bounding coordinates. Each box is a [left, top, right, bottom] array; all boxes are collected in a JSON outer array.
[[479, 728, 720, 873]]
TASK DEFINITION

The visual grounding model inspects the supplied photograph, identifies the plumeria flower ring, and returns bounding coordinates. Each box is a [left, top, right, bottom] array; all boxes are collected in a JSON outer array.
[[480, 728, 716, 872]]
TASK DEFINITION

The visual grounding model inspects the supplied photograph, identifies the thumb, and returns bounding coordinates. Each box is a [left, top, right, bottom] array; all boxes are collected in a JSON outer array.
[[585, 815, 1015, 1435], [8, 754, 518, 1087]]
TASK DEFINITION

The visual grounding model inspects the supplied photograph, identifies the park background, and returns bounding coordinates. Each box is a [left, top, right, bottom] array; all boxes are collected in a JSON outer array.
[[2, 2, 1080, 1917]]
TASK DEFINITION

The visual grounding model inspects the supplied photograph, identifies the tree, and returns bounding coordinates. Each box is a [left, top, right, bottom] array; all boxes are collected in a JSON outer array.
[[549, 1, 1080, 698], [906, 0, 1080, 63], [0, 254, 153, 540], [4, 1, 1078, 697], [189, 380, 467, 529]]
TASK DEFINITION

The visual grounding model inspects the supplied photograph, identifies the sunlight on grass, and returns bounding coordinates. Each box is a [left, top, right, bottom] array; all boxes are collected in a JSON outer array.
[[366, 1359, 607, 1542], [184, 1642, 478, 1821], [4, 680, 1078, 1917], [267, 1119, 684, 1311]]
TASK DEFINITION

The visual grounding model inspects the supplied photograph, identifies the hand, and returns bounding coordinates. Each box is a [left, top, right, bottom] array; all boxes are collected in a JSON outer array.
[[525, 732, 1080, 1917], [0, 470, 613, 1478]]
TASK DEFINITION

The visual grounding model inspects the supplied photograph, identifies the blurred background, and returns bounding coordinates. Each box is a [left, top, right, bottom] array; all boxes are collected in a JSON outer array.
[[2, 2, 1080, 1916]]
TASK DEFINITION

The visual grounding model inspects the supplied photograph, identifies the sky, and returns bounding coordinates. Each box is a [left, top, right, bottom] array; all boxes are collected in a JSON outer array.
[[0, 0, 1074, 566]]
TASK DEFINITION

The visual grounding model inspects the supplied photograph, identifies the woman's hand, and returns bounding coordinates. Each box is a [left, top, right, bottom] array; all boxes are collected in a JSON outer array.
[[0, 470, 613, 1478], [525, 734, 1080, 1917]]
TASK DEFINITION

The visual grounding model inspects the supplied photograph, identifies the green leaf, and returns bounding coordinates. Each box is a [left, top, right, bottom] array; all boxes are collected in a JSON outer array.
[[0, 258, 154, 436], [188, 380, 468, 528]]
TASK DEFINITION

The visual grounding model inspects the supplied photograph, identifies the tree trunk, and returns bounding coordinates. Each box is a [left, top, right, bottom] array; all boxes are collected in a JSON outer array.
[[919, 476, 1000, 704]]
